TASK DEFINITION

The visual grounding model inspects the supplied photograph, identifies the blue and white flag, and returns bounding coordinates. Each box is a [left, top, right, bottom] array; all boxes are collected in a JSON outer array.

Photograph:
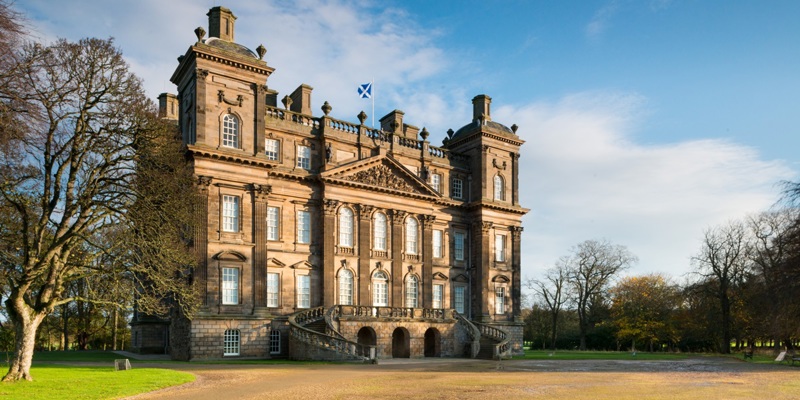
[[358, 82, 372, 99]]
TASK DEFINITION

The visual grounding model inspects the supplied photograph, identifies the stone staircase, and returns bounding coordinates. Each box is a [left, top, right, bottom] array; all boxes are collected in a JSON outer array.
[[288, 306, 375, 362], [472, 321, 511, 360], [477, 336, 499, 359]]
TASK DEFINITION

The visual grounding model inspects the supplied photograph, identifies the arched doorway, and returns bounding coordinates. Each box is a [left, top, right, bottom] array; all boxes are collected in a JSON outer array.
[[424, 328, 441, 357], [357, 327, 377, 358], [391, 327, 410, 358]]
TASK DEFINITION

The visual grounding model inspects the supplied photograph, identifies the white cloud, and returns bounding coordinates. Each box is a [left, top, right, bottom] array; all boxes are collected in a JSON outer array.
[[585, 1, 621, 39]]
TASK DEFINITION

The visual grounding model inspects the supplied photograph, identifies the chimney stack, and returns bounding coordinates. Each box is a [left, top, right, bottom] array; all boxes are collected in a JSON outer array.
[[472, 94, 492, 122], [207, 6, 236, 41]]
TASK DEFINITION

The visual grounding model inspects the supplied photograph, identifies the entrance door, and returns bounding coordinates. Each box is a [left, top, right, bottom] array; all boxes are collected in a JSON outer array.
[[391, 327, 410, 358], [424, 328, 440, 357]]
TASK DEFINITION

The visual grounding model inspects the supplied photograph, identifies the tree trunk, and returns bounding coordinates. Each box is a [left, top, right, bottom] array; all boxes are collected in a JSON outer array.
[[111, 307, 118, 351], [61, 304, 69, 351], [549, 310, 559, 350], [3, 313, 45, 381]]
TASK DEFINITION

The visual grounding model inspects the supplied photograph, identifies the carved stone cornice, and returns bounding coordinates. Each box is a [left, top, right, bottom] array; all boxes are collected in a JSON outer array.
[[391, 210, 407, 223], [357, 204, 374, 220], [323, 199, 339, 216]]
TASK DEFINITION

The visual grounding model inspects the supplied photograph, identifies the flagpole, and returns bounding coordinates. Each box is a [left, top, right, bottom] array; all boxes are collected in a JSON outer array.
[[371, 78, 375, 129]]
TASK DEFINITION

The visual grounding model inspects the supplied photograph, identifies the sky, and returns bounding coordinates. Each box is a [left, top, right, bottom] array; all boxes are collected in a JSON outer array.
[[17, 0, 800, 282]]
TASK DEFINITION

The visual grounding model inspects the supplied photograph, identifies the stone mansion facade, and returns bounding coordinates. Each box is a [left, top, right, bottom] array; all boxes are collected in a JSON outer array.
[[130, 6, 528, 361]]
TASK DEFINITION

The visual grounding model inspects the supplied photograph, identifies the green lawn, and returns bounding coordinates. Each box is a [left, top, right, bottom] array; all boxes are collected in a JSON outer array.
[[0, 365, 194, 400], [520, 349, 692, 360]]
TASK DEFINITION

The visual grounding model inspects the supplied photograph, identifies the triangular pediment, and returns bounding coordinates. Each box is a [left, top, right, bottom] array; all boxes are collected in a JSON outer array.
[[267, 257, 285, 268], [321, 155, 440, 197], [432, 272, 449, 281]]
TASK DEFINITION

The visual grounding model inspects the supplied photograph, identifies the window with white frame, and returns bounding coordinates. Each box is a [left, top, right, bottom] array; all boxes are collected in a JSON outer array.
[[495, 286, 505, 314], [297, 275, 310, 308], [222, 114, 239, 148], [267, 206, 280, 241], [297, 145, 311, 170], [373, 212, 387, 251], [452, 178, 463, 199], [223, 329, 240, 356], [431, 173, 441, 193], [495, 234, 506, 262], [221, 267, 239, 305], [433, 230, 443, 258], [405, 275, 419, 308], [265, 138, 280, 161], [454, 232, 465, 261], [454, 286, 465, 314], [494, 175, 504, 201], [373, 271, 388, 306], [222, 195, 239, 232], [339, 207, 354, 247], [405, 217, 418, 254], [339, 269, 353, 305], [270, 330, 281, 354], [267, 272, 280, 307], [297, 210, 310, 244], [433, 284, 444, 309]]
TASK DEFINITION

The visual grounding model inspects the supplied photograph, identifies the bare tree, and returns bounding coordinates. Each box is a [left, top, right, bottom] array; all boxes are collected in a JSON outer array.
[[564, 239, 636, 350], [528, 262, 570, 350]]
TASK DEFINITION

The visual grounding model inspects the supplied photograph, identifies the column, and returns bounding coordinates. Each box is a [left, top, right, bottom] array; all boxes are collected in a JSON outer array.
[[511, 152, 520, 206], [472, 220, 492, 322], [195, 176, 212, 310], [509, 226, 524, 322], [251, 184, 271, 312], [390, 210, 406, 307], [420, 215, 436, 308], [357, 205, 374, 305], [322, 199, 339, 307]]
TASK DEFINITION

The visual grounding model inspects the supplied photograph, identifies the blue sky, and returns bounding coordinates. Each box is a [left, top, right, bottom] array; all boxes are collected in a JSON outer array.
[[17, 0, 800, 281]]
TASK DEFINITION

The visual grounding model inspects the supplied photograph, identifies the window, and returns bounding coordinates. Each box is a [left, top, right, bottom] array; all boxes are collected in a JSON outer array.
[[339, 208, 354, 247], [267, 272, 280, 307], [222, 114, 239, 148], [222, 267, 239, 305], [495, 287, 505, 314], [339, 269, 353, 305], [265, 138, 280, 161], [297, 210, 310, 244], [373, 213, 387, 251], [297, 275, 310, 308], [373, 271, 388, 306], [405, 275, 418, 308], [433, 230, 443, 258], [494, 175, 504, 201], [452, 178, 463, 199], [431, 173, 441, 192], [267, 206, 280, 241], [455, 286, 465, 314], [297, 145, 311, 170], [270, 330, 281, 354], [222, 195, 239, 232], [495, 234, 506, 262], [433, 284, 444, 309], [454, 232, 465, 261], [405, 217, 418, 255], [223, 329, 240, 356]]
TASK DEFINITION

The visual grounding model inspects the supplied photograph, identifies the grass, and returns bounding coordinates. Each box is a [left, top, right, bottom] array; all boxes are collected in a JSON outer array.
[[520, 349, 692, 360], [0, 364, 194, 400]]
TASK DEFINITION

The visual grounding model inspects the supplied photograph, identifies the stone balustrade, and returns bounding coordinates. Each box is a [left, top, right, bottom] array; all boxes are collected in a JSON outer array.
[[472, 320, 511, 359], [288, 306, 375, 361], [335, 305, 455, 321]]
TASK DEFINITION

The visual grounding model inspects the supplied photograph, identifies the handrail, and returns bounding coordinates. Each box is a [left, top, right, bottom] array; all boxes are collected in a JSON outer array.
[[471, 320, 511, 360], [288, 307, 375, 361], [454, 311, 481, 358]]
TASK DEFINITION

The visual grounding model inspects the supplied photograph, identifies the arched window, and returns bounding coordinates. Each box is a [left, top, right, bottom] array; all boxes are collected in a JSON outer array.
[[494, 175, 504, 201], [339, 207, 354, 247], [222, 114, 239, 148], [223, 329, 240, 356], [373, 212, 387, 251], [373, 271, 388, 306], [405, 275, 419, 308], [405, 217, 418, 254], [339, 269, 354, 305]]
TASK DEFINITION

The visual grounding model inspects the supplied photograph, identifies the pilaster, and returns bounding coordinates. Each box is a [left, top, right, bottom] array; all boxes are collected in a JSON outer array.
[[473, 220, 492, 322], [510, 225, 523, 322], [322, 199, 339, 307], [250, 184, 271, 312], [195, 176, 212, 310], [357, 205, 374, 305], [390, 210, 406, 307], [195, 69, 209, 143], [511, 152, 520, 206], [420, 214, 435, 308]]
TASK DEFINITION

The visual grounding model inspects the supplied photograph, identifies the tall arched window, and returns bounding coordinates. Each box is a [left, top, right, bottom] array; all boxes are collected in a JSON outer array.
[[373, 212, 387, 251], [339, 207, 354, 247], [222, 114, 239, 148], [405, 275, 419, 308], [373, 271, 388, 306], [405, 217, 418, 254], [339, 269, 353, 305], [494, 175, 504, 201]]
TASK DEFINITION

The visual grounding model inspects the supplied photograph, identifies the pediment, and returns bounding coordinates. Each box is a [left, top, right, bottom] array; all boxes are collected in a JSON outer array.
[[452, 274, 469, 283], [290, 260, 313, 270], [213, 250, 247, 262], [432, 272, 449, 281], [492, 275, 510, 283], [267, 257, 286, 268], [321, 155, 439, 197]]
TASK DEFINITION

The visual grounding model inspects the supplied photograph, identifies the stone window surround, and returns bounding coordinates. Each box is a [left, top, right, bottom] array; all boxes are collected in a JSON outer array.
[[337, 267, 355, 305], [221, 112, 241, 149], [221, 266, 240, 305], [266, 271, 280, 308], [265, 136, 281, 161], [223, 328, 240, 356]]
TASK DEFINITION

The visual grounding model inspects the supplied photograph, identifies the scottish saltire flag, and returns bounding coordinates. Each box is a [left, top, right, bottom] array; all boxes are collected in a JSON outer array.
[[358, 82, 372, 99]]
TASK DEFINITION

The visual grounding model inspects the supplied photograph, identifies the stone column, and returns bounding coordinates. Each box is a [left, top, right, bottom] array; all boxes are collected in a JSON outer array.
[[511, 152, 520, 206], [510, 226, 524, 322], [420, 215, 436, 308], [472, 220, 492, 322], [390, 210, 406, 307], [322, 199, 339, 307], [357, 205, 374, 305], [195, 176, 212, 310], [251, 184, 271, 313]]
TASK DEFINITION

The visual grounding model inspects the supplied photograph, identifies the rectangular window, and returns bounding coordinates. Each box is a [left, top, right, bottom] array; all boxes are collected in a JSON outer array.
[[374, 281, 388, 307], [433, 230, 443, 258], [454, 232, 465, 261], [270, 330, 281, 354], [433, 284, 444, 309], [431, 174, 441, 192], [297, 275, 310, 308], [222, 267, 239, 305], [297, 145, 311, 170], [297, 210, 310, 244], [495, 234, 506, 262], [267, 272, 280, 307], [267, 206, 280, 241], [265, 138, 280, 161], [223, 329, 240, 356], [222, 195, 239, 232], [452, 178, 463, 199], [495, 287, 505, 314], [455, 286, 465, 314]]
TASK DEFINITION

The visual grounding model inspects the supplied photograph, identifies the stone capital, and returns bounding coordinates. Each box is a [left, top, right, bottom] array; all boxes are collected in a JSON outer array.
[[249, 184, 272, 201], [323, 199, 339, 216], [357, 204, 375, 220], [390, 209, 407, 223]]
